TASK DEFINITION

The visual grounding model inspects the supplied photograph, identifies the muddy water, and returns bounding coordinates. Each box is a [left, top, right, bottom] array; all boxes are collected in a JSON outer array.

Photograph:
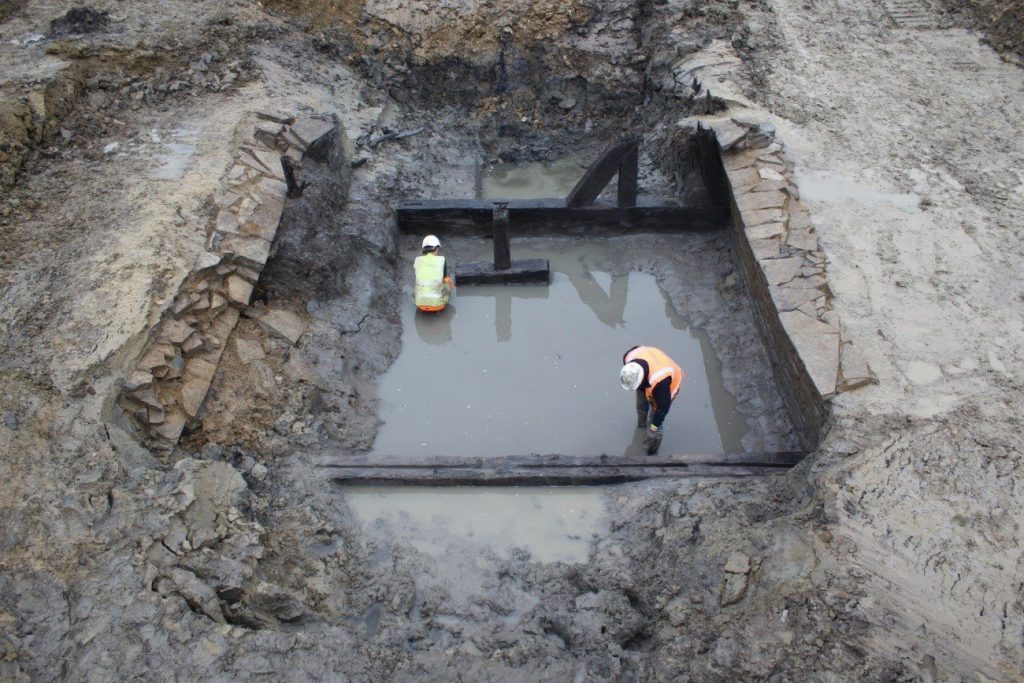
[[372, 239, 747, 457], [346, 487, 606, 566], [480, 160, 586, 199]]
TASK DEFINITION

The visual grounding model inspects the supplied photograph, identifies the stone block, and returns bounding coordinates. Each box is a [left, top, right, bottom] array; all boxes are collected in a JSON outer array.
[[749, 238, 781, 260], [760, 257, 803, 285], [751, 179, 788, 193], [209, 308, 241, 342], [240, 199, 284, 241], [256, 177, 288, 199], [180, 374, 210, 418], [254, 121, 285, 148], [282, 129, 307, 152], [258, 309, 307, 344], [722, 149, 760, 172], [758, 167, 785, 181], [255, 111, 296, 125], [290, 118, 334, 148], [127, 387, 163, 410], [746, 222, 786, 241], [727, 166, 760, 193], [225, 275, 254, 306], [235, 266, 261, 283], [161, 319, 195, 345], [787, 228, 819, 252], [247, 148, 286, 181], [238, 151, 271, 176], [780, 310, 840, 398], [234, 337, 265, 364], [715, 123, 746, 151], [839, 342, 872, 389], [216, 210, 239, 234], [770, 284, 825, 312], [742, 208, 787, 227], [123, 370, 154, 392], [186, 356, 219, 385], [221, 235, 271, 267], [738, 190, 787, 213], [153, 408, 188, 441], [757, 154, 786, 167], [182, 333, 206, 357]]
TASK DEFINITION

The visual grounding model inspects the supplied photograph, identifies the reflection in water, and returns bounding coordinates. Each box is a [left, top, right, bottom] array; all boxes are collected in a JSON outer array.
[[457, 287, 548, 343], [374, 239, 750, 457], [568, 271, 629, 328], [414, 305, 455, 346]]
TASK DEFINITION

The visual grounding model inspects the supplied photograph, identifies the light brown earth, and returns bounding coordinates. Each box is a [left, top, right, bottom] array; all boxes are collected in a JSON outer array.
[[0, 0, 1022, 680]]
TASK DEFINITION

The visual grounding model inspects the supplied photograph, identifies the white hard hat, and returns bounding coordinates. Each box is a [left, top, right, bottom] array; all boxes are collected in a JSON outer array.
[[422, 235, 441, 250], [620, 362, 644, 391]]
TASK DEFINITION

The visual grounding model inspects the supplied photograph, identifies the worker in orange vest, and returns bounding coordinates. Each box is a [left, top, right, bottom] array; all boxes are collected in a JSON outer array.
[[620, 345, 685, 455]]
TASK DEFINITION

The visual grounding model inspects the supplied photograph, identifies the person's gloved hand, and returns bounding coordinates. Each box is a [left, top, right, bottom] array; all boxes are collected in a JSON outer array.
[[644, 424, 663, 455]]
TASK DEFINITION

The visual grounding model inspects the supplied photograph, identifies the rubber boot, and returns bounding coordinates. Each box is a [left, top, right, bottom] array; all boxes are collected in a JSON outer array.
[[635, 391, 649, 428], [645, 428, 663, 455]]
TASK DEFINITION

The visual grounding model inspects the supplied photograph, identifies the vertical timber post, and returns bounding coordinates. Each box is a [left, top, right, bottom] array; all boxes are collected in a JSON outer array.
[[281, 156, 306, 198], [617, 145, 639, 208], [493, 201, 511, 270]]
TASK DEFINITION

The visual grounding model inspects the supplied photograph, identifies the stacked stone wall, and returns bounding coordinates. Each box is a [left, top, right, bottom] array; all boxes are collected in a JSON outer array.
[[673, 119, 875, 450], [118, 113, 345, 449]]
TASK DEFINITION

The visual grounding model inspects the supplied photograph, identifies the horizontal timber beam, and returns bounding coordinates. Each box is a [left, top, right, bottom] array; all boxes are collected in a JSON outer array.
[[319, 452, 806, 486], [395, 198, 729, 237]]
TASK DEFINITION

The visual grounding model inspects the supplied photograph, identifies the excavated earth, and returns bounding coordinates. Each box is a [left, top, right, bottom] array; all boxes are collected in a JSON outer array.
[[1, 0, 1022, 681]]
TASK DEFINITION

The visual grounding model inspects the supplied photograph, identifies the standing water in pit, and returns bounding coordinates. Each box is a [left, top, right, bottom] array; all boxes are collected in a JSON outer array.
[[480, 160, 586, 200], [373, 238, 748, 457]]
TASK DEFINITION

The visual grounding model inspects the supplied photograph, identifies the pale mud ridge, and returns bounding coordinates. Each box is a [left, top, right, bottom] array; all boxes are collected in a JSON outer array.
[[1, 0, 1023, 681]]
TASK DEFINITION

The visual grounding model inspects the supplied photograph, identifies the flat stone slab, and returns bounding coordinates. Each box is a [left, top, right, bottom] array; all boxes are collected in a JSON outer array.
[[454, 259, 551, 285], [258, 309, 307, 344], [779, 310, 840, 398]]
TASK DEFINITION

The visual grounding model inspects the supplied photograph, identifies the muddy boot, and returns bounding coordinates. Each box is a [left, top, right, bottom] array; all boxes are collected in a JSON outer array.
[[645, 426, 663, 455], [635, 391, 649, 428]]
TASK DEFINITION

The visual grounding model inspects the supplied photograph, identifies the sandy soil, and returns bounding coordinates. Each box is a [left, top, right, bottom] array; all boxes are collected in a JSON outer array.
[[0, 0, 1022, 680]]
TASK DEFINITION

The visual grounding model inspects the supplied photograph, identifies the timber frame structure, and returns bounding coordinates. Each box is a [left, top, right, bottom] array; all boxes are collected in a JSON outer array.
[[338, 135, 813, 485]]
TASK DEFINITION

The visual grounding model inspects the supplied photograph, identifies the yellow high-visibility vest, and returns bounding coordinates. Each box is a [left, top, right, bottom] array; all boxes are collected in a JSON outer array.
[[414, 253, 449, 309]]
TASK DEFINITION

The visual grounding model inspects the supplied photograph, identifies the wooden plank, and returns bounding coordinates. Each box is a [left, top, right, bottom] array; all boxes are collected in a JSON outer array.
[[566, 138, 639, 207], [319, 452, 806, 469], [617, 145, 639, 208], [453, 259, 550, 285], [395, 198, 728, 236], [492, 203, 511, 270], [327, 464, 789, 487]]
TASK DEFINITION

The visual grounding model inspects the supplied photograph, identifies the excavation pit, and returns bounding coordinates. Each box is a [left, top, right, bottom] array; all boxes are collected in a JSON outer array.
[[373, 236, 756, 458]]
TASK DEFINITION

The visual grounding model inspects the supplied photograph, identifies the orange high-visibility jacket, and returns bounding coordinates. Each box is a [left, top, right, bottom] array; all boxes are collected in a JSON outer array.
[[624, 346, 683, 406]]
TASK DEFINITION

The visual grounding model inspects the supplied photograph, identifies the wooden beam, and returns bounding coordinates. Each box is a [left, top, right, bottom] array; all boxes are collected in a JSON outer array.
[[319, 452, 806, 469], [566, 138, 639, 207], [327, 464, 789, 486], [318, 452, 805, 486], [395, 198, 728, 236], [492, 203, 511, 270], [617, 144, 639, 208], [453, 259, 551, 285]]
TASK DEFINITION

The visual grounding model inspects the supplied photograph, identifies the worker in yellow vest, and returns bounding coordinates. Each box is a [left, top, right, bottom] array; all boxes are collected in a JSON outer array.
[[620, 345, 684, 455], [414, 235, 455, 312]]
